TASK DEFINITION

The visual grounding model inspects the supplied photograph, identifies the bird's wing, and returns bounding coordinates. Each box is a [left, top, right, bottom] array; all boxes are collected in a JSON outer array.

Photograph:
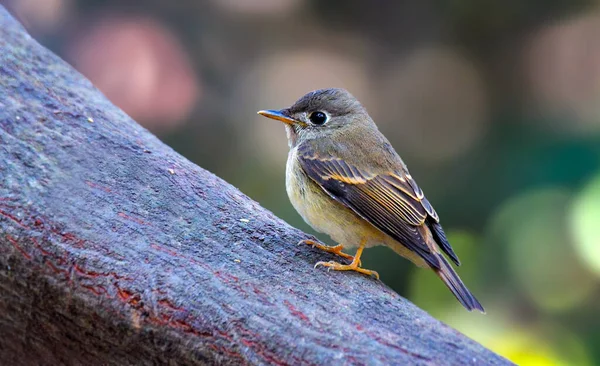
[[297, 146, 460, 268]]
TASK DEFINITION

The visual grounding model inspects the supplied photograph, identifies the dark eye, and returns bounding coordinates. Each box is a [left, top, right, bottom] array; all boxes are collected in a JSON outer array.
[[308, 111, 328, 125]]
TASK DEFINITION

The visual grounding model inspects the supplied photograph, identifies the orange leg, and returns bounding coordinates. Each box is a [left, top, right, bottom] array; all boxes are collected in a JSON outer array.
[[300, 239, 356, 263], [314, 239, 379, 280]]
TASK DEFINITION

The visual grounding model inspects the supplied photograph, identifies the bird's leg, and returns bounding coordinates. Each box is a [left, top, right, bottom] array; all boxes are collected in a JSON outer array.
[[314, 239, 379, 279], [299, 239, 355, 263]]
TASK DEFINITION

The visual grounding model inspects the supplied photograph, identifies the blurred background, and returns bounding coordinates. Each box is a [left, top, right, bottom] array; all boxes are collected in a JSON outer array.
[[3, 0, 600, 364]]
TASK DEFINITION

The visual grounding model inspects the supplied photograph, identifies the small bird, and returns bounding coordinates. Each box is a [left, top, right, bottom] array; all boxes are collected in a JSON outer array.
[[258, 88, 484, 312]]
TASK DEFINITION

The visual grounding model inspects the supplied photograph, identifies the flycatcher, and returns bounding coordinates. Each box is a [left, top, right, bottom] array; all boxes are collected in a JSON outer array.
[[258, 88, 484, 312]]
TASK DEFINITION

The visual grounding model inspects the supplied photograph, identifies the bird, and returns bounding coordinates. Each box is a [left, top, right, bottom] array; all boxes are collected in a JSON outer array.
[[257, 88, 484, 312]]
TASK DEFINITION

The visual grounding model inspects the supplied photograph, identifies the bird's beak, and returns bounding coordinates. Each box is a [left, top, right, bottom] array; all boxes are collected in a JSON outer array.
[[257, 109, 304, 127]]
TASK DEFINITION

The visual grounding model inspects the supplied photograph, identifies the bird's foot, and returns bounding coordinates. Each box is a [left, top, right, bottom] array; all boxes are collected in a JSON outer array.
[[299, 239, 357, 264], [314, 260, 379, 280]]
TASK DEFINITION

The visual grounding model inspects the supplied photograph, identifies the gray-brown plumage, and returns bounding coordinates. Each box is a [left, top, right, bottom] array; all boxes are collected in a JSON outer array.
[[258, 88, 484, 312]]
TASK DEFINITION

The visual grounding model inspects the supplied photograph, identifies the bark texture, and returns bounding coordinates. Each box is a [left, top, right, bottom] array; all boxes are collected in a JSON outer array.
[[0, 6, 511, 366]]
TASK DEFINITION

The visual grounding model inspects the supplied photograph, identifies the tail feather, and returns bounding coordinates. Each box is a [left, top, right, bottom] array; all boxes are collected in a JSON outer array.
[[428, 219, 460, 266], [435, 254, 485, 313]]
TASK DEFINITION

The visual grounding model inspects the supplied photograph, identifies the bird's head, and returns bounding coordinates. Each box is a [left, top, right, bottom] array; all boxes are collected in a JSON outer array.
[[258, 88, 372, 148]]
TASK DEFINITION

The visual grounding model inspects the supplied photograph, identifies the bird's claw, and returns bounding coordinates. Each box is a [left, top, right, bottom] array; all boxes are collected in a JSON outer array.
[[313, 260, 379, 280], [299, 239, 356, 264], [314, 260, 336, 269]]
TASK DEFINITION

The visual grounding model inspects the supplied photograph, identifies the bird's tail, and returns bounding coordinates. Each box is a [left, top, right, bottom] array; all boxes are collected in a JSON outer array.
[[434, 254, 485, 313]]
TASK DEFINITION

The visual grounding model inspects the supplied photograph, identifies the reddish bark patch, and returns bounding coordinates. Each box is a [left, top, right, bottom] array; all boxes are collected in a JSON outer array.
[[85, 180, 112, 193], [118, 212, 149, 226], [6, 234, 31, 260], [158, 298, 184, 311], [284, 300, 310, 325], [0, 209, 29, 229]]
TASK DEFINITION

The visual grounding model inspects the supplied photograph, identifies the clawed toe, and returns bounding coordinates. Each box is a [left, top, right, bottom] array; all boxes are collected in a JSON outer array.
[[301, 238, 377, 279], [314, 260, 336, 269], [300, 239, 355, 263], [313, 260, 379, 280]]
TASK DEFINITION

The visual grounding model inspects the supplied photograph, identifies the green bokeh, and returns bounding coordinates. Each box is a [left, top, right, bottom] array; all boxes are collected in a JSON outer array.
[[489, 188, 595, 312], [571, 173, 600, 276]]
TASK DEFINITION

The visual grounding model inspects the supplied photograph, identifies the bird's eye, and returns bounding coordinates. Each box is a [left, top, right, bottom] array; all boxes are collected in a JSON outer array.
[[308, 111, 328, 125]]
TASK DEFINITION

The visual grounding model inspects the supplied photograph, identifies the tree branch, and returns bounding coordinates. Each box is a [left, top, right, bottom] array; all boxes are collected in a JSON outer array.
[[0, 6, 510, 365]]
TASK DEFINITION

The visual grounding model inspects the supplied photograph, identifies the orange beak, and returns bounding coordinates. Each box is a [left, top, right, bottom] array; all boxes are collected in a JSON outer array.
[[257, 109, 306, 127]]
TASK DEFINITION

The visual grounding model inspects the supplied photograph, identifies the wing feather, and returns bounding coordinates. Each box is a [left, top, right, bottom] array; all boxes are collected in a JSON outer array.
[[298, 148, 451, 269]]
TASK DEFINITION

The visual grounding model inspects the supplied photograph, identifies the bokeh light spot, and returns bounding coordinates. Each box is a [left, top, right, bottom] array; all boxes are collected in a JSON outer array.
[[68, 16, 200, 131], [439, 310, 592, 366], [209, 0, 303, 16], [570, 173, 600, 276], [8, 0, 71, 34], [524, 12, 600, 132], [490, 326, 591, 366], [377, 47, 489, 163], [490, 188, 595, 312]]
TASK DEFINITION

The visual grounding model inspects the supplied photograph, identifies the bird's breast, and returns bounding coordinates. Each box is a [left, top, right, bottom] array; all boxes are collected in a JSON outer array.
[[285, 148, 312, 216]]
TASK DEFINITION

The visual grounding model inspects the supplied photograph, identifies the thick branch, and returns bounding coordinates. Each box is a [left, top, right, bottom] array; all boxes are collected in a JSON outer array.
[[0, 6, 510, 366]]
